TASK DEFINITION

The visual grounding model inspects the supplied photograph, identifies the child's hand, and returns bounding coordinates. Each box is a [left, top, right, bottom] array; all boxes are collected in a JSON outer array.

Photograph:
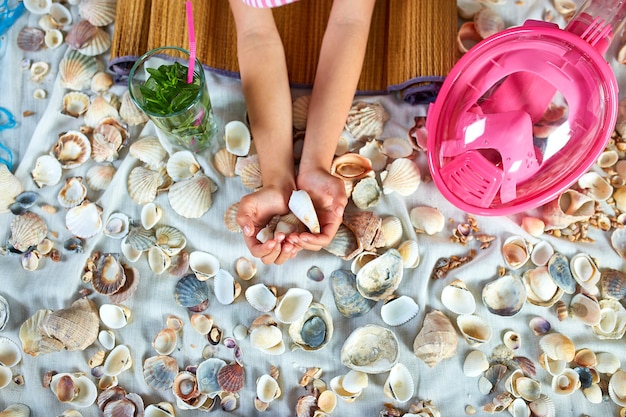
[[236, 185, 301, 264], [290, 168, 348, 251]]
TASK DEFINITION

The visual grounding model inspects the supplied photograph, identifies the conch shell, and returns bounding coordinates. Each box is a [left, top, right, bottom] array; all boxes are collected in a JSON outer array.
[[542, 189, 595, 230], [413, 310, 457, 368]]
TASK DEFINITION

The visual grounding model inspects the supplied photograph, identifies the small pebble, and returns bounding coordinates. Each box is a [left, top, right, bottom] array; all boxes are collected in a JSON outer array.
[[465, 404, 476, 415], [233, 324, 248, 341], [307, 265, 325, 282]]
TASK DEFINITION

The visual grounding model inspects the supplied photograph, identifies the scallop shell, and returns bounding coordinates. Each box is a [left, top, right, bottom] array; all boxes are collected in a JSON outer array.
[[99, 303, 131, 329], [154, 225, 186, 256], [143, 355, 179, 391], [91, 123, 123, 163], [91, 253, 126, 295], [482, 274, 527, 317], [288, 302, 334, 351], [62, 91, 90, 118], [331, 153, 374, 181], [174, 274, 210, 311], [213, 148, 238, 178], [58, 177, 87, 208], [79, 0, 117, 26], [379, 216, 403, 248], [224, 121, 251, 156], [523, 266, 563, 307], [50, 372, 98, 407], [78, 27, 111, 56], [474, 7, 504, 38], [31, 154, 62, 188], [109, 265, 139, 304], [66, 19, 98, 49], [380, 158, 421, 196], [529, 395, 555, 417], [217, 362, 245, 393], [396, 239, 419, 269], [129, 136, 167, 168], [592, 298, 626, 339], [355, 249, 403, 301], [41, 298, 100, 352], [166, 151, 201, 182], [84, 96, 119, 128], [128, 166, 161, 205], [600, 268, 626, 300], [125, 226, 156, 252], [85, 163, 115, 191], [341, 324, 399, 373], [52, 130, 91, 169], [102, 344, 132, 376], [274, 288, 313, 324], [539, 333, 575, 362], [292, 95, 310, 130], [245, 283, 277, 313], [380, 295, 419, 327], [440, 278, 476, 315], [412, 310, 457, 368], [119, 90, 148, 126], [288, 190, 320, 233], [10, 212, 47, 253], [66, 200, 103, 239], [17, 27, 45, 51], [59, 50, 98, 91], [196, 357, 226, 396], [168, 173, 217, 219], [457, 314, 492, 347], [329, 269, 377, 318], [345, 101, 389, 141], [238, 157, 263, 189]]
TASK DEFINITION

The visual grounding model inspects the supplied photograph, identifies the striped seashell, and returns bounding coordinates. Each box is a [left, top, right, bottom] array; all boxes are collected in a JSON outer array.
[[129, 136, 167, 168], [155, 225, 186, 256], [66, 200, 103, 239], [126, 227, 156, 252], [78, 27, 111, 56], [224, 202, 242, 233], [31, 154, 62, 188], [143, 355, 179, 391], [474, 7, 504, 39], [0, 165, 24, 213], [59, 50, 98, 91], [57, 176, 87, 208], [128, 166, 161, 205], [79, 0, 117, 27], [11, 212, 47, 252], [240, 159, 263, 189], [380, 158, 421, 196], [91, 253, 126, 295], [292, 95, 310, 130], [174, 274, 209, 310], [109, 265, 140, 304], [217, 362, 245, 393], [62, 91, 90, 118], [119, 90, 148, 126], [84, 96, 120, 128], [166, 151, 201, 182], [86, 163, 116, 191], [17, 27, 45, 51], [91, 121, 125, 163], [168, 173, 217, 218], [346, 101, 389, 141], [51, 130, 91, 169], [66, 20, 98, 50], [213, 147, 238, 177]]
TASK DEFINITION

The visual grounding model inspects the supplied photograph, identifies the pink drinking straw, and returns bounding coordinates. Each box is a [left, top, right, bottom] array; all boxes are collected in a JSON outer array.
[[185, 0, 196, 84]]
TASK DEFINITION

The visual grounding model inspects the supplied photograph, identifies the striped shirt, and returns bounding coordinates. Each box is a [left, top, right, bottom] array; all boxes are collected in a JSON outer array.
[[242, 0, 299, 7]]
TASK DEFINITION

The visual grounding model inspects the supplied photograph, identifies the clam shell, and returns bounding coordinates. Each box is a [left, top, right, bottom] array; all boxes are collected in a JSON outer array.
[[380, 216, 403, 248], [275, 288, 313, 324], [288, 302, 334, 351], [86, 163, 115, 191], [140, 203, 162, 230], [102, 344, 132, 376], [79, 0, 117, 26], [0, 403, 30, 416], [256, 374, 280, 403], [288, 190, 320, 233], [381, 137, 414, 159], [345, 101, 389, 141], [213, 269, 239, 305], [147, 246, 170, 274], [98, 329, 115, 350], [23, 0, 51, 14], [412, 310, 457, 368], [569, 293, 601, 326], [539, 333, 575, 362], [463, 349, 489, 377], [168, 173, 217, 218], [152, 328, 178, 356], [528, 395, 555, 417], [410, 205, 445, 235], [196, 357, 226, 396], [0, 295, 9, 331], [440, 279, 476, 315], [144, 403, 176, 417], [188, 251, 220, 281], [341, 324, 399, 373], [224, 121, 251, 156], [174, 274, 209, 311], [166, 151, 201, 182], [31, 154, 62, 188], [239, 157, 262, 189], [59, 50, 98, 91], [529, 316, 551, 336], [213, 148, 238, 178], [235, 257, 256, 281], [0, 336, 22, 367], [397, 239, 420, 268], [578, 171, 613, 201], [380, 295, 419, 326], [190, 314, 213, 335], [530, 240, 553, 267], [331, 153, 374, 181], [250, 324, 283, 351], [17, 27, 45, 51], [245, 283, 277, 312], [129, 136, 167, 168], [143, 355, 179, 391], [49, 3, 72, 27], [457, 314, 492, 347], [329, 269, 376, 318], [380, 158, 421, 196], [482, 274, 527, 317], [99, 304, 131, 329], [523, 266, 563, 307], [66, 200, 103, 239], [52, 130, 91, 169], [521, 216, 545, 237], [355, 248, 403, 301], [50, 372, 98, 407], [502, 235, 531, 270], [547, 252, 577, 294], [58, 177, 87, 208], [383, 363, 414, 403], [551, 368, 581, 396], [592, 298, 626, 339], [10, 212, 47, 253], [596, 351, 621, 374], [128, 166, 161, 205]]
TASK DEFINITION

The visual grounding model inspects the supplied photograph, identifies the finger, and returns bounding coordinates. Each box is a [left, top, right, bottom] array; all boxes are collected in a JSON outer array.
[[292, 233, 326, 251], [260, 243, 282, 265], [274, 242, 301, 264], [244, 236, 277, 259]]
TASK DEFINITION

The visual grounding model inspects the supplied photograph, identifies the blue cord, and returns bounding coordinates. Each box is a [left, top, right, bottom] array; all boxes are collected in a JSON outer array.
[[0, 0, 25, 37], [0, 107, 15, 171]]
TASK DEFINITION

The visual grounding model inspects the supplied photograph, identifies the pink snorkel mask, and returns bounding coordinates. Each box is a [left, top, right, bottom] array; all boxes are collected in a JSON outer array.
[[427, 0, 626, 215]]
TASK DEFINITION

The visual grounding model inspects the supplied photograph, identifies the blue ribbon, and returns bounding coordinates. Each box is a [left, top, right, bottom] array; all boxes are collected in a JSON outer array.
[[0, 0, 25, 37], [0, 107, 15, 171]]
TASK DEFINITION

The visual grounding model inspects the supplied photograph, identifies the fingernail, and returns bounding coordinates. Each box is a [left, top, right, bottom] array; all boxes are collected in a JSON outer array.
[[301, 236, 309, 242], [334, 205, 344, 217], [243, 225, 253, 236], [267, 241, 276, 250]]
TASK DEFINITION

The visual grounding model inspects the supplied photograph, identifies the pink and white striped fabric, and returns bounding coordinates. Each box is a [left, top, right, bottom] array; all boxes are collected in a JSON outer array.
[[241, 0, 299, 7]]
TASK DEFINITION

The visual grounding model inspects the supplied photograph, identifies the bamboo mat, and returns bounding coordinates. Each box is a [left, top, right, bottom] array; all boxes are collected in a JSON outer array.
[[110, 0, 458, 102]]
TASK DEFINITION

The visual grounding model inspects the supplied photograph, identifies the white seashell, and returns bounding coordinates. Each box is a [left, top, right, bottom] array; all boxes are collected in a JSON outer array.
[[441, 279, 476, 315], [128, 166, 161, 205], [154, 225, 186, 256], [345, 101, 389, 141], [190, 314, 213, 335], [330, 375, 361, 402], [274, 288, 313, 324], [84, 95, 119, 128], [551, 368, 581, 396], [148, 246, 171, 274], [65, 201, 103, 239], [129, 136, 167, 168], [509, 397, 531, 417], [168, 173, 217, 219], [463, 349, 489, 377], [23, 0, 51, 14], [78, 27, 111, 56], [583, 383, 603, 404], [350, 251, 377, 275], [457, 314, 492, 347], [609, 370, 626, 406], [250, 325, 283, 351], [0, 295, 9, 332], [245, 283, 277, 312], [503, 330, 521, 351], [119, 90, 149, 126], [0, 336, 22, 367], [145, 403, 176, 417], [52, 130, 91, 169], [596, 352, 620, 374], [121, 236, 143, 263], [530, 240, 553, 267], [0, 365, 10, 389], [141, 202, 162, 230], [356, 249, 403, 300], [502, 235, 531, 270], [597, 150, 619, 168], [380, 158, 421, 196], [592, 298, 626, 339], [152, 328, 178, 356], [381, 137, 414, 159], [99, 304, 131, 329], [474, 7, 504, 38], [31, 154, 62, 188], [569, 293, 601, 326], [30, 61, 49, 80], [528, 395, 555, 417], [410, 205, 445, 235], [569, 253, 601, 291], [397, 239, 420, 268], [79, 0, 117, 26], [85, 163, 115, 191], [342, 324, 399, 373], [91, 71, 113, 93], [256, 374, 280, 403], [482, 274, 527, 317], [0, 165, 23, 214], [166, 151, 201, 182], [57, 177, 87, 208], [288, 190, 320, 233], [188, 251, 220, 281], [102, 344, 133, 376], [213, 147, 238, 178], [224, 121, 251, 156], [44, 28, 64, 49], [539, 333, 575, 362], [49, 3, 72, 26], [380, 295, 419, 326], [380, 216, 403, 248], [103, 212, 130, 239], [578, 172, 613, 201], [358, 139, 388, 172], [341, 370, 368, 393], [98, 329, 115, 350], [50, 372, 98, 407], [523, 266, 563, 307], [383, 363, 414, 403], [235, 257, 256, 281], [213, 269, 240, 305], [21, 250, 41, 271], [351, 176, 381, 209]]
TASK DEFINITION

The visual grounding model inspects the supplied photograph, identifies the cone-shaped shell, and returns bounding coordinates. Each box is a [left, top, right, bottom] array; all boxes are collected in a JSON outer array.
[[168, 173, 217, 219], [341, 324, 399, 374], [59, 50, 98, 91], [288, 302, 334, 351], [356, 249, 403, 301], [413, 310, 457, 368], [345, 101, 389, 141], [380, 158, 421, 196]]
